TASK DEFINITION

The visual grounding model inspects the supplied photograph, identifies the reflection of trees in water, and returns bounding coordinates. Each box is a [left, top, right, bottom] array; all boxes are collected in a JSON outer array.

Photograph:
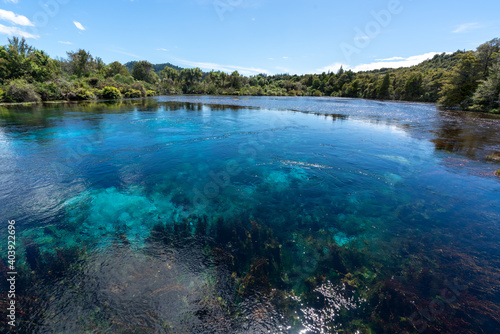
[[431, 110, 500, 159]]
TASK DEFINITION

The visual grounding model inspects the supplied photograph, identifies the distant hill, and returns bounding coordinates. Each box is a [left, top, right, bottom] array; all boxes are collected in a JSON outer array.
[[124, 52, 465, 78], [414, 51, 465, 71], [365, 50, 465, 75], [124, 61, 184, 74]]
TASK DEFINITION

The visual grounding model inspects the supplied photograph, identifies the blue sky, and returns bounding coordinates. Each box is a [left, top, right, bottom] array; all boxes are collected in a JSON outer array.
[[0, 0, 499, 75]]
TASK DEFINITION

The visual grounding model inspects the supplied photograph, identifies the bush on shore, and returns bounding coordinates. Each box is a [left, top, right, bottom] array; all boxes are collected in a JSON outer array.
[[5, 79, 41, 103], [100, 86, 122, 100]]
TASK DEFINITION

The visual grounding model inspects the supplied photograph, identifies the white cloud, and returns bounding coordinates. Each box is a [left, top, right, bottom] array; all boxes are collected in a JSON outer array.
[[171, 57, 269, 76], [351, 52, 441, 72], [452, 22, 480, 33], [0, 9, 34, 26], [316, 62, 348, 73], [316, 52, 441, 73], [73, 21, 85, 31], [375, 56, 405, 61], [157, 48, 168, 52], [58, 41, 72, 45], [0, 23, 39, 38], [282, 56, 288, 59], [3, 0, 19, 4]]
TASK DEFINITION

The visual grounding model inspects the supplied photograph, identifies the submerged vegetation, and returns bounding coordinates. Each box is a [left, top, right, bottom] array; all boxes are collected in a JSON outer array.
[[0, 37, 499, 113], [0, 98, 498, 332], [2, 213, 499, 333]]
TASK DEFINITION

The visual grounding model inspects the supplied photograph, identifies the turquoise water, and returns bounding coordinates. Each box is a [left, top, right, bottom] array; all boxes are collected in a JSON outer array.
[[0, 97, 499, 333]]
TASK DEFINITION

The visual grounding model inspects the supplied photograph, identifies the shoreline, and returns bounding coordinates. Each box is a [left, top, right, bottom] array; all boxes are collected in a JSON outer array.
[[2, 94, 499, 115]]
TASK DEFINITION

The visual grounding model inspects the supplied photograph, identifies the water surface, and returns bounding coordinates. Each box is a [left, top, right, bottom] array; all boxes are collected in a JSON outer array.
[[0, 96, 499, 333]]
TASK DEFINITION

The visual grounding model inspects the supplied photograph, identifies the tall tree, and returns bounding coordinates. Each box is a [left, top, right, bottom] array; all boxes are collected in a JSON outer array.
[[208, 71, 220, 86], [378, 73, 391, 99], [475, 38, 500, 77], [106, 61, 130, 78], [160, 66, 179, 82], [132, 60, 158, 83], [0, 37, 34, 81], [67, 49, 96, 77], [29, 50, 58, 82], [230, 71, 242, 90], [404, 73, 423, 100], [219, 71, 228, 88], [439, 52, 481, 109], [180, 68, 202, 86], [472, 58, 500, 111]]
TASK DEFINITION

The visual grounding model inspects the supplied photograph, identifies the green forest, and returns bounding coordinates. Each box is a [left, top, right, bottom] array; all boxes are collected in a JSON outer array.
[[0, 37, 499, 113]]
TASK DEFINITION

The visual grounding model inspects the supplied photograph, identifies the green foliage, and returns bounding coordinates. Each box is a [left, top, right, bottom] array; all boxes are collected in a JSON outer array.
[[114, 74, 134, 85], [438, 52, 482, 109], [131, 82, 147, 97], [378, 73, 391, 99], [0, 37, 33, 82], [100, 86, 122, 100], [403, 73, 423, 100], [106, 61, 129, 78], [132, 61, 158, 84], [472, 58, 500, 112], [160, 66, 179, 82], [0, 38, 58, 83], [121, 87, 142, 98], [29, 50, 59, 82], [74, 88, 96, 101], [180, 68, 203, 90], [67, 49, 97, 77], [230, 70, 242, 90], [5, 79, 41, 102], [0, 37, 498, 112], [125, 61, 183, 75], [475, 38, 500, 76], [34, 82, 64, 101]]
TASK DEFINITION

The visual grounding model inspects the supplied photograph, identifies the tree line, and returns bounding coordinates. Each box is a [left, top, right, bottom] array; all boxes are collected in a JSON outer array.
[[0, 37, 498, 113]]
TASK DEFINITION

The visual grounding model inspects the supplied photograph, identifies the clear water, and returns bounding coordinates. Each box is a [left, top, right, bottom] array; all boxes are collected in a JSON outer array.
[[0, 96, 499, 333]]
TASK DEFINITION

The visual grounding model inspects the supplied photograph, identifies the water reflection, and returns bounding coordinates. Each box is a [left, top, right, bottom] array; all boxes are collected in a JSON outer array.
[[432, 109, 500, 160], [5, 97, 500, 162]]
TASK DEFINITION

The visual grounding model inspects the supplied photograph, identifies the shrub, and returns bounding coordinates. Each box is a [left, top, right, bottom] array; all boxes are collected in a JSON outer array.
[[131, 82, 147, 97], [146, 90, 156, 97], [35, 82, 64, 101], [114, 74, 134, 85], [101, 86, 121, 100], [312, 89, 323, 96], [87, 77, 101, 87], [5, 79, 41, 102], [66, 88, 95, 101], [121, 88, 142, 98], [76, 88, 96, 100]]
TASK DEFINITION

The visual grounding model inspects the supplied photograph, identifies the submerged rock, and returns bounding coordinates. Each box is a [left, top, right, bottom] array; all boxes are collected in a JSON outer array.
[[486, 151, 500, 161]]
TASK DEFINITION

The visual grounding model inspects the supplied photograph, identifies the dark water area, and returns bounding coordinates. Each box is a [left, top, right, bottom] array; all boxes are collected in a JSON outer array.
[[0, 96, 499, 333]]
